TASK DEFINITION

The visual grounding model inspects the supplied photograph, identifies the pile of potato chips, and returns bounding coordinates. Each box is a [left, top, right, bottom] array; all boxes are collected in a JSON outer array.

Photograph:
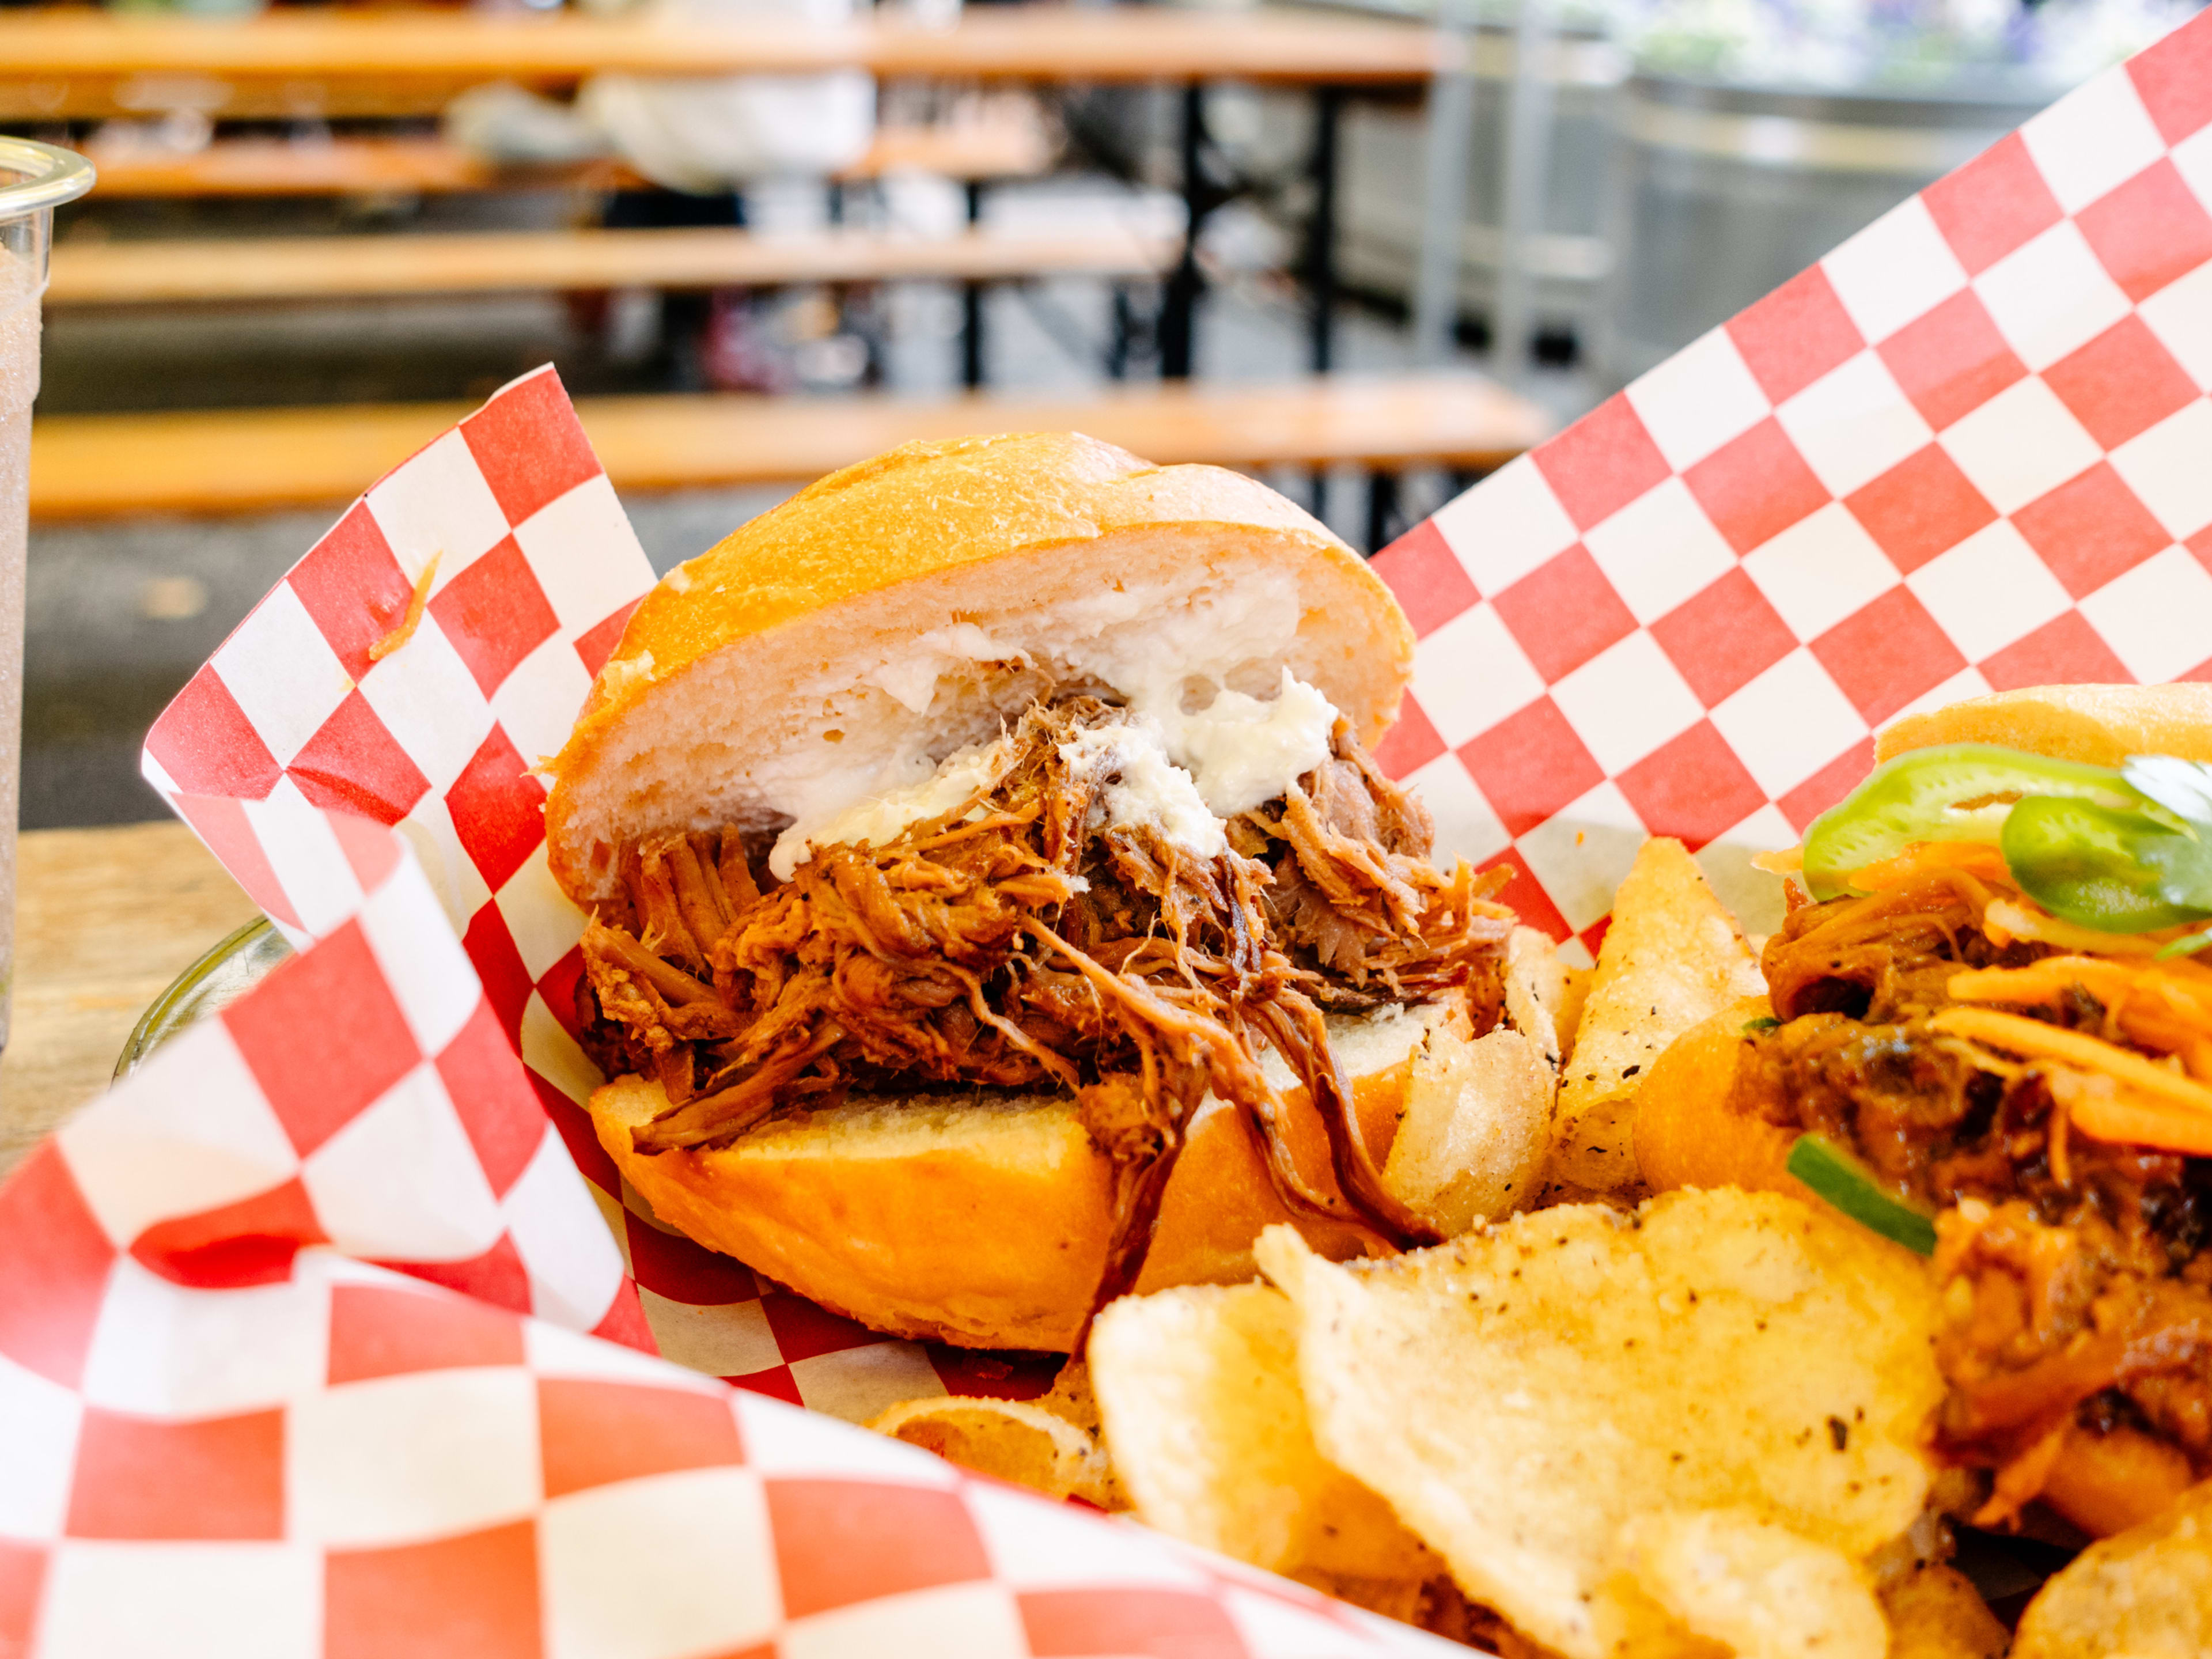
[[874, 837, 2211, 1657]]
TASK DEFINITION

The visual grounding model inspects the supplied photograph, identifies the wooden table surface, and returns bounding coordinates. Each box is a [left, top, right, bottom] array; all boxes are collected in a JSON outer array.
[[0, 823, 257, 1177], [31, 373, 1549, 519], [2, 6, 1456, 88]]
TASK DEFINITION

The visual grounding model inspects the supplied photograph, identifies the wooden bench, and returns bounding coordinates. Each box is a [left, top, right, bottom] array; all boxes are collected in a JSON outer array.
[[44, 225, 1178, 306], [79, 119, 1054, 199], [28, 375, 1548, 523]]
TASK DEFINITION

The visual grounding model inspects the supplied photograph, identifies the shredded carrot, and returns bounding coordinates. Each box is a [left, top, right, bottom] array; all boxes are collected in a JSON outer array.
[[2078, 1097, 2212, 1155], [1951, 957, 2148, 1008], [2047, 1082, 2073, 1187], [1851, 840, 2014, 892], [1973, 1419, 2070, 1529], [1828, 839, 2212, 964], [1950, 958, 2212, 1078], [1931, 1007, 2212, 1118], [368, 552, 440, 662], [1978, 897, 2210, 959], [2047, 1069, 2212, 1156]]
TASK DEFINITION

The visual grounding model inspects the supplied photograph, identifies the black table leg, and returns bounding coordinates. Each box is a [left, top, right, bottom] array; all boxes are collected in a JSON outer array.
[[1160, 84, 1208, 380], [961, 179, 986, 388], [1365, 469, 1400, 555], [1306, 85, 1344, 375]]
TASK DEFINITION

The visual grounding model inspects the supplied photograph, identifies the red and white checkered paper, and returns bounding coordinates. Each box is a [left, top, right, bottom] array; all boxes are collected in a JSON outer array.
[[135, 363, 1062, 1418], [0, 841, 1448, 1658], [0, 13, 2190, 1649], [1372, 10, 2212, 961]]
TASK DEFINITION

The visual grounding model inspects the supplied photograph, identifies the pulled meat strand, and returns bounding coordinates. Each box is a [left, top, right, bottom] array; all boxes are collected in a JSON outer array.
[[593, 924, 721, 1012], [1076, 1065, 1210, 1321], [718, 835, 761, 910], [637, 1022, 850, 1150], [1245, 990, 1434, 1244], [579, 696, 1508, 1294], [1026, 914, 1367, 1240], [1239, 729, 1499, 1008]]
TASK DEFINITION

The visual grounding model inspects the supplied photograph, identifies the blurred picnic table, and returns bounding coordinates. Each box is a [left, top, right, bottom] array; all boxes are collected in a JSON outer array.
[[0, 823, 255, 1177], [2, 5, 1460, 122]]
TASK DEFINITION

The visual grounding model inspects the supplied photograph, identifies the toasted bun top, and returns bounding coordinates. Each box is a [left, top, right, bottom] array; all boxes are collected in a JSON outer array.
[[1878, 683, 2212, 770], [547, 431, 1414, 901]]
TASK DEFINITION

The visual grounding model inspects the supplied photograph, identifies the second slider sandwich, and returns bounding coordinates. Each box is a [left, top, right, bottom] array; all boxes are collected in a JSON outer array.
[[547, 433, 1554, 1352]]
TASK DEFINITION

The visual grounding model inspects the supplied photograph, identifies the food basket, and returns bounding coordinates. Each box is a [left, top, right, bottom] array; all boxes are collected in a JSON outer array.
[[9, 13, 2212, 1653]]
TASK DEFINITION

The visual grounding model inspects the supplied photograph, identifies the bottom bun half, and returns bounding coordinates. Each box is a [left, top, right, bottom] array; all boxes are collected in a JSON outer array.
[[591, 1004, 1554, 1352]]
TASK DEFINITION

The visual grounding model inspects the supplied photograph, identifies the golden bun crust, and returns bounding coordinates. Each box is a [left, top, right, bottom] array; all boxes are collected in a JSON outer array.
[[1878, 683, 2212, 768], [546, 431, 1411, 902], [593, 1078, 1116, 1351], [592, 1038, 1427, 1351], [1634, 996, 1810, 1201]]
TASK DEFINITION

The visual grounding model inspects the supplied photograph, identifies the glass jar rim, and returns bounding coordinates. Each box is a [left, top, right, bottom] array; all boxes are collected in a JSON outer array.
[[0, 137, 97, 219]]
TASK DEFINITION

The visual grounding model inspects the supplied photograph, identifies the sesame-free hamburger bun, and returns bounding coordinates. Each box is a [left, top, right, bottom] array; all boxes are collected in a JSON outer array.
[[548, 433, 1554, 1352]]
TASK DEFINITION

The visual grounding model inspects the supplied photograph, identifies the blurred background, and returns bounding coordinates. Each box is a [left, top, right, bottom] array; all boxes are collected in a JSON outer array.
[[3, 0, 2198, 828]]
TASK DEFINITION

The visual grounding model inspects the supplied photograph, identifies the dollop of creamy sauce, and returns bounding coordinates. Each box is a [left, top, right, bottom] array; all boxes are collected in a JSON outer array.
[[864, 623, 1030, 715], [763, 575, 1345, 876], [1137, 667, 1336, 817], [768, 739, 1010, 879], [770, 672, 1340, 876], [1057, 720, 1228, 858]]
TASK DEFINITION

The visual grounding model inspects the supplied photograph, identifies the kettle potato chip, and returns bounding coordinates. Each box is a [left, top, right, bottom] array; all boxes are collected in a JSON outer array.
[[869, 1395, 1118, 1508], [1548, 836, 1752, 1203], [1255, 1190, 1945, 1659], [2013, 1477, 2212, 1658], [1880, 1561, 2011, 1659], [1503, 926, 1569, 1066], [1383, 1024, 1555, 1234], [1089, 1281, 1436, 1582], [1616, 1508, 1885, 1659], [1551, 839, 1765, 1197]]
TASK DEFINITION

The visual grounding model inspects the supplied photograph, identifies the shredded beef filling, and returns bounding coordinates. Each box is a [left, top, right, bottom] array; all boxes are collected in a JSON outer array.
[[578, 696, 1513, 1308], [1740, 877, 2212, 1522]]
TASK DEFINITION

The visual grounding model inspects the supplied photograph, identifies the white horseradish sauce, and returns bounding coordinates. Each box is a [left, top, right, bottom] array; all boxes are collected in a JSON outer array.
[[770, 668, 1338, 876], [766, 573, 1342, 876], [768, 740, 1010, 880], [1055, 720, 1227, 858], [1136, 666, 1335, 819]]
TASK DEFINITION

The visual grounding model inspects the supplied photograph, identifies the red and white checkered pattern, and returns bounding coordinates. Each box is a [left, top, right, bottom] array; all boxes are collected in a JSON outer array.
[[79, 22, 2212, 1642], [137, 365, 1048, 1416], [1372, 11, 2212, 963], [45, 823, 638, 1349], [0, 998, 1445, 1657]]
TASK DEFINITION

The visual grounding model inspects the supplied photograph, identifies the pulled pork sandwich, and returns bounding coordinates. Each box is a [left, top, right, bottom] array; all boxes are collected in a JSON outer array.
[[1637, 683, 2212, 1543], [546, 433, 1541, 1353]]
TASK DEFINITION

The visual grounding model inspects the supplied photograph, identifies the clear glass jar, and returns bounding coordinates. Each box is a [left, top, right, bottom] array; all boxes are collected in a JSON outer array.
[[115, 918, 294, 1080], [1, 140, 97, 1055]]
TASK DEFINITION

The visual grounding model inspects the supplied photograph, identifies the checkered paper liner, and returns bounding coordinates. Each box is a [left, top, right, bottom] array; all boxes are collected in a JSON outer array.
[[1371, 10, 2212, 960], [0, 842, 1449, 1658], [134, 363, 1063, 1418], [18, 12, 2195, 1647]]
